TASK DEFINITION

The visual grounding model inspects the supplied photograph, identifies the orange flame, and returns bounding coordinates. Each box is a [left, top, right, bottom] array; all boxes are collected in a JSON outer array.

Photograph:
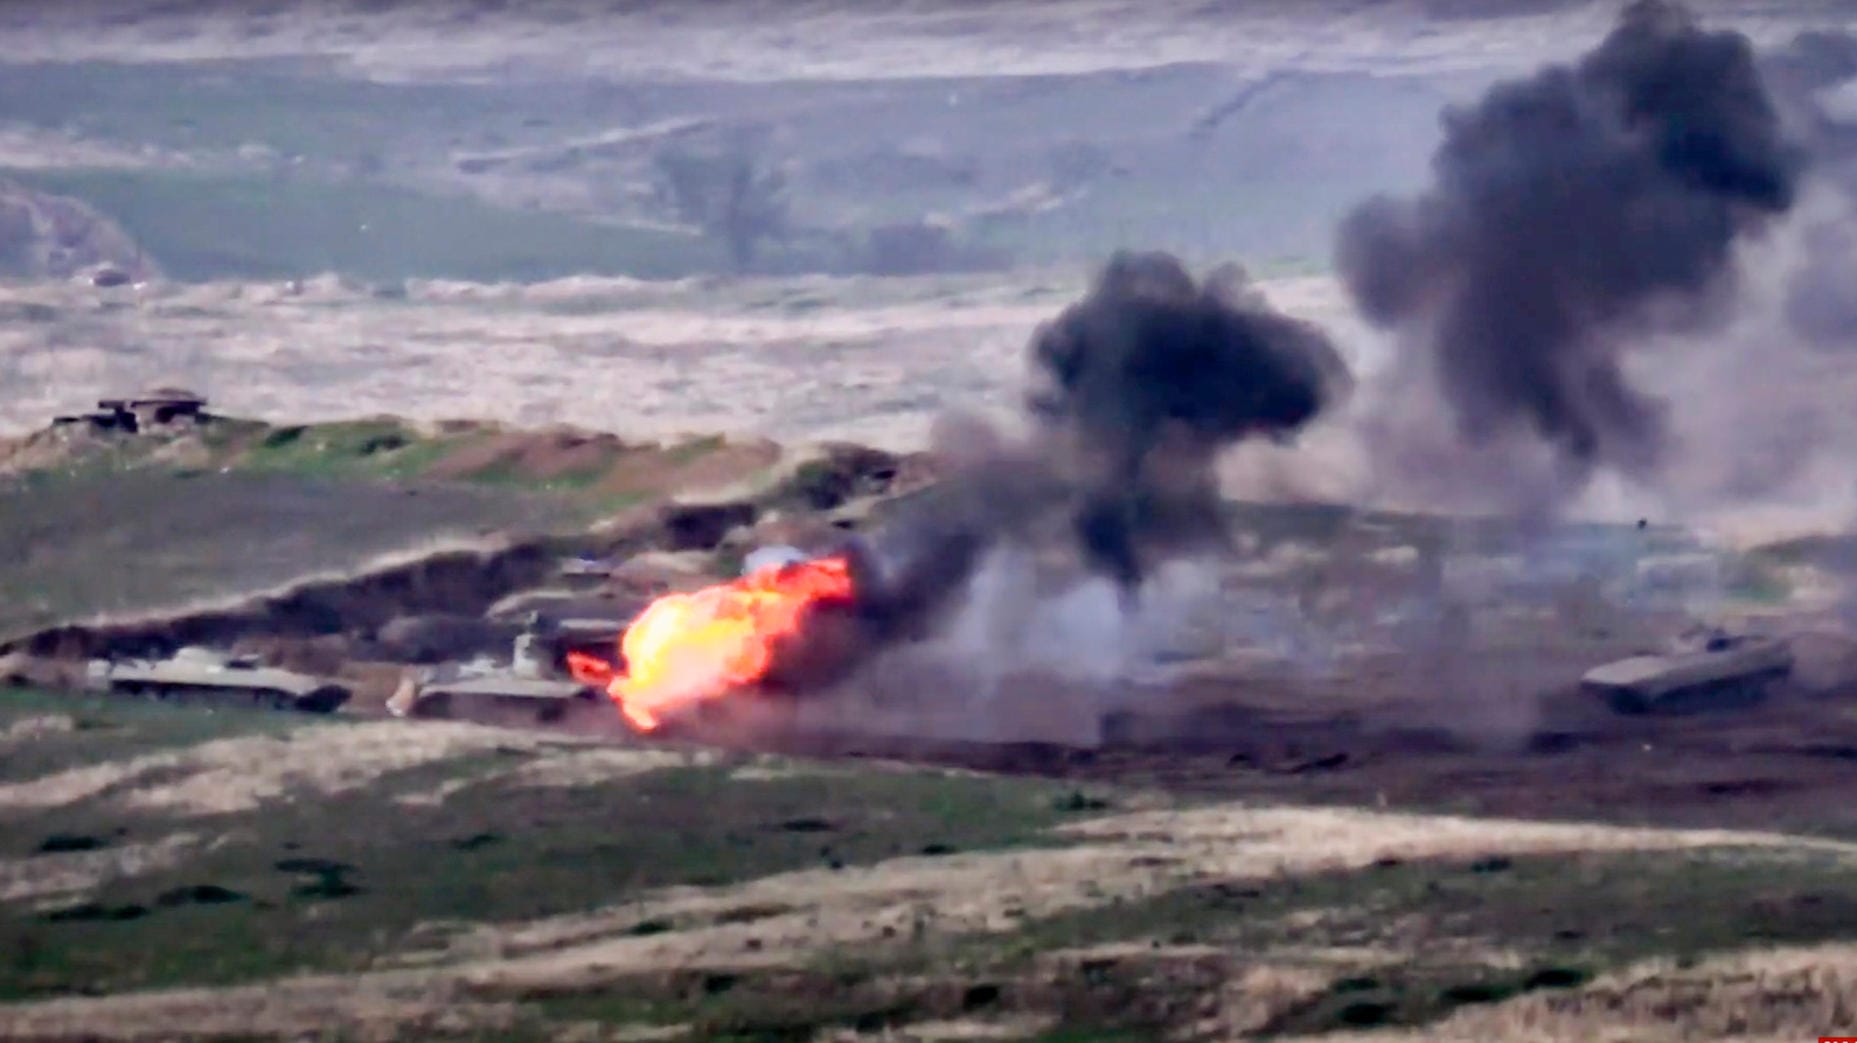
[[568, 556, 856, 731]]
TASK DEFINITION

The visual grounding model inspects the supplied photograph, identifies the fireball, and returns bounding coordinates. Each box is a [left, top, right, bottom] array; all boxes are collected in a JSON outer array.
[[569, 555, 856, 731]]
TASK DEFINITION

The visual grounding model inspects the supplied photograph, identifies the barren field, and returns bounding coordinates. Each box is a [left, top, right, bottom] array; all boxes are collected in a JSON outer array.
[[6, 680, 1857, 1043]]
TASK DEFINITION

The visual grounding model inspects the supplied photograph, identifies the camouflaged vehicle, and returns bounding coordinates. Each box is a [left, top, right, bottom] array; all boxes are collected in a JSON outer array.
[[88, 647, 350, 714], [389, 672, 599, 726], [1581, 633, 1793, 715]]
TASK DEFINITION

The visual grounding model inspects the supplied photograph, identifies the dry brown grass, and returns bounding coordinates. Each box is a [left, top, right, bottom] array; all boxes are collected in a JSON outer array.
[[1276, 941, 1857, 1042], [816, 1014, 1056, 1041], [437, 803, 1857, 992], [0, 713, 75, 744], [393, 744, 713, 807], [0, 833, 203, 906], [1, 794, 1853, 1041], [0, 719, 700, 816], [0, 973, 514, 1043]]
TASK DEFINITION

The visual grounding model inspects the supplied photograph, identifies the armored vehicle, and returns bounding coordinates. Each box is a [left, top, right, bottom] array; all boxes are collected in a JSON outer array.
[[89, 647, 350, 714], [1581, 633, 1793, 715], [555, 556, 618, 589], [392, 673, 599, 726], [507, 612, 627, 676]]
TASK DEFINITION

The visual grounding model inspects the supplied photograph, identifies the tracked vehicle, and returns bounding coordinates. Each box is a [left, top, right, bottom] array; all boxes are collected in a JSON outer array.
[[1581, 633, 1792, 715], [393, 674, 600, 726], [385, 620, 607, 726], [88, 647, 351, 714]]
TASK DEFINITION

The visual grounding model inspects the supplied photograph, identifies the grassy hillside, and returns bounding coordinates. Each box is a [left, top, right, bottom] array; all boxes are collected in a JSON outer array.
[[0, 470, 566, 638], [3, 687, 1857, 1041], [4, 169, 718, 283], [0, 416, 787, 636], [0, 56, 1445, 283]]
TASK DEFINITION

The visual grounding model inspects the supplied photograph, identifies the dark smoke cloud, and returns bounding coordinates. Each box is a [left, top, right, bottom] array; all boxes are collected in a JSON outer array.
[[755, 252, 1352, 715], [844, 250, 1347, 640], [1025, 251, 1348, 594], [1338, 0, 1800, 485]]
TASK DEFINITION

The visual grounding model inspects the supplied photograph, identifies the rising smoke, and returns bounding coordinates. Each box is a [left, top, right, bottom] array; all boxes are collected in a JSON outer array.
[[1023, 251, 1349, 596], [773, 3, 1857, 733], [1337, 0, 1801, 496], [824, 251, 1349, 706], [1763, 28, 1857, 351], [881, 251, 1346, 604]]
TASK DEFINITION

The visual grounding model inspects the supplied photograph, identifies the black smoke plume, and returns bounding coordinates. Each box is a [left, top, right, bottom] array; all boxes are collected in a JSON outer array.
[[741, 251, 1353, 712], [1338, 0, 1800, 483], [842, 250, 1347, 646], [1025, 251, 1346, 593]]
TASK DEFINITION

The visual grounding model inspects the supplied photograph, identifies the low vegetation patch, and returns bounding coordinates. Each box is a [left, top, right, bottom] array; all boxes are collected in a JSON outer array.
[[0, 687, 1080, 1002]]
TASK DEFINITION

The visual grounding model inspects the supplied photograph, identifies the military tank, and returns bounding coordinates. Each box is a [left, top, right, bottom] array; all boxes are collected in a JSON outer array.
[[88, 647, 351, 714], [389, 672, 599, 725], [1581, 632, 1793, 715]]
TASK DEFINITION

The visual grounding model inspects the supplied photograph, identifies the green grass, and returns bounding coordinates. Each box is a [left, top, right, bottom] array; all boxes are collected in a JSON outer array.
[[0, 413, 784, 636], [663, 434, 730, 467], [0, 688, 307, 783], [910, 847, 1857, 1037], [232, 418, 512, 486], [237, 418, 433, 477], [449, 459, 613, 494], [7, 687, 1857, 1040], [52, 417, 657, 497], [237, 421, 667, 497], [0, 688, 1083, 1001], [521, 845, 1850, 1042], [453, 827, 1857, 1040], [0, 468, 573, 637]]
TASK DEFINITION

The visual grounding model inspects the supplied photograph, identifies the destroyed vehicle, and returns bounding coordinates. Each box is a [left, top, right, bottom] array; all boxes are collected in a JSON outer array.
[[88, 647, 350, 714], [1581, 633, 1792, 715], [392, 673, 600, 726], [511, 612, 629, 676], [555, 556, 618, 586]]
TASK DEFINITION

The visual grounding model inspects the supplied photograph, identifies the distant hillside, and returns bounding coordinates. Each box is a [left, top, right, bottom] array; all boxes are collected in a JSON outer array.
[[0, 177, 154, 281], [0, 56, 1452, 283], [3, 169, 716, 284]]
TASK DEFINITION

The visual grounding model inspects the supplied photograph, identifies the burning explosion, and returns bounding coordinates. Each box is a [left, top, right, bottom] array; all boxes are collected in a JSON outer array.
[[568, 556, 856, 730], [560, 1, 1857, 742], [572, 250, 1348, 735]]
